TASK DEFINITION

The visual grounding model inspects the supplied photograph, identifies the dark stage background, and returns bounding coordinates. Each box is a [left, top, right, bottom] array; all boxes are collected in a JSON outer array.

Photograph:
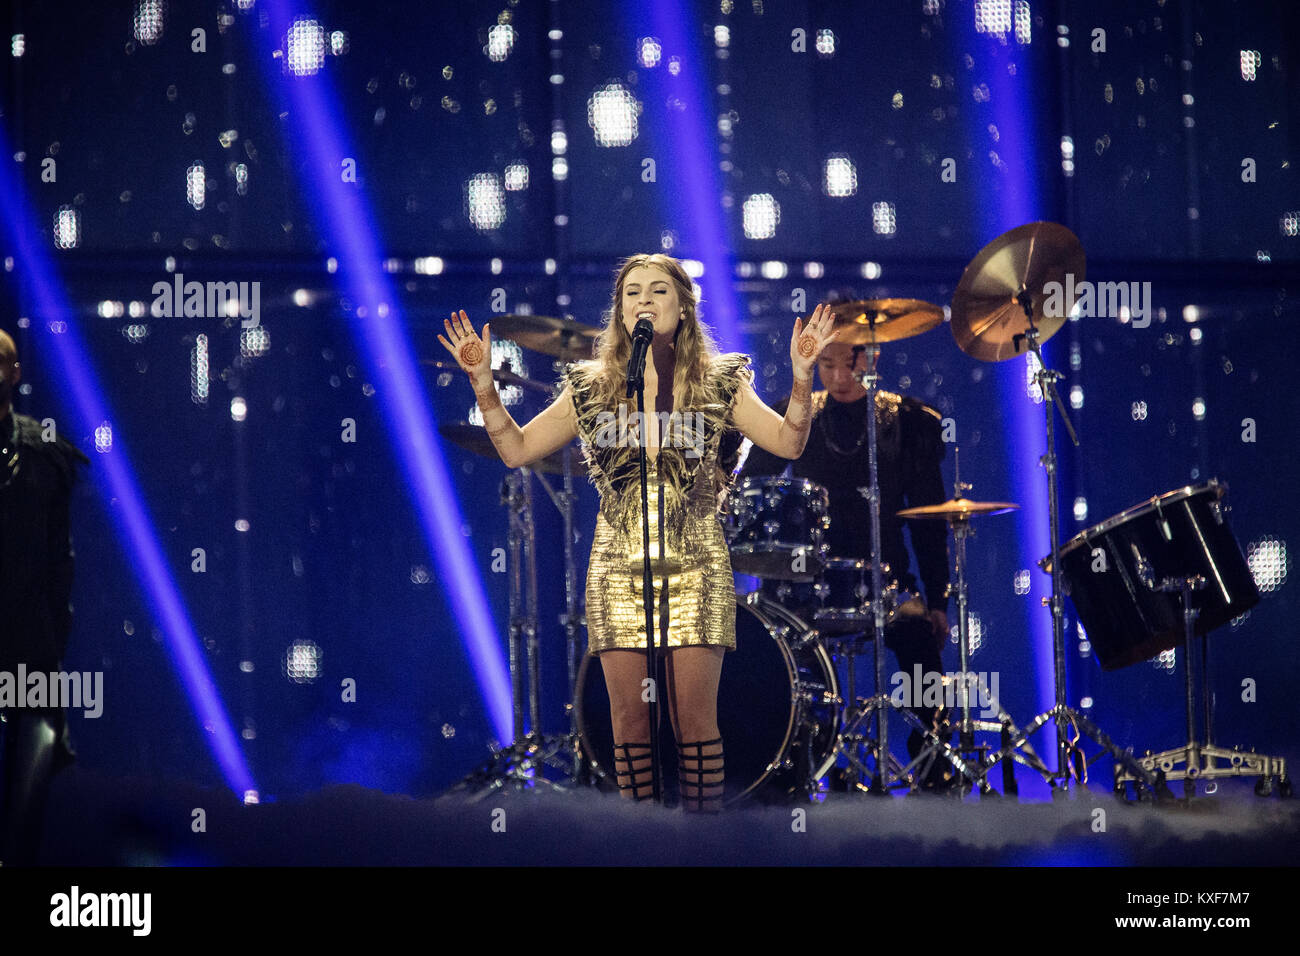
[[1, 0, 1296, 804]]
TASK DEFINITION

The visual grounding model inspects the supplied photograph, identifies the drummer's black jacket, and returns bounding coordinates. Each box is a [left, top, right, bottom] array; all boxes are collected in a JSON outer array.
[[0, 411, 89, 672], [725, 389, 950, 612]]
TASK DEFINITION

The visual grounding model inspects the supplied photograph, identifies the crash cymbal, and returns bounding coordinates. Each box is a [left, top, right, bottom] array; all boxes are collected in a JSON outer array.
[[419, 360, 555, 396], [489, 313, 599, 361], [439, 422, 588, 476], [826, 298, 945, 345], [950, 221, 1085, 362], [897, 498, 1020, 520]]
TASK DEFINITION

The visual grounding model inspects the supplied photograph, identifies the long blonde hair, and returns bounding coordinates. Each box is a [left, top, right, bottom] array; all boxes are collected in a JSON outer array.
[[575, 253, 720, 412]]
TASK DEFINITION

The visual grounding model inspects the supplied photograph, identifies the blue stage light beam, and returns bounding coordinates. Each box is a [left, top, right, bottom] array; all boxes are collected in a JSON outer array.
[[0, 129, 256, 800], [958, 8, 1058, 746], [254, 2, 512, 742], [645, 1, 741, 351], [951, 5, 1060, 770]]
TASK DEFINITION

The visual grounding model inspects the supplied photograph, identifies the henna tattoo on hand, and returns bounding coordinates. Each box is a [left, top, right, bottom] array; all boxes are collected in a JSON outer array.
[[485, 420, 514, 439], [459, 340, 484, 368], [797, 334, 817, 359], [475, 385, 503, 413], [782, 374, 814, 450]]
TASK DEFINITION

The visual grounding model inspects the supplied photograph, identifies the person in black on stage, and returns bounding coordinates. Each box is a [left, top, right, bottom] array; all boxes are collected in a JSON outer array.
[[732, 327, 955, 789], [0, 328, 89, 864]]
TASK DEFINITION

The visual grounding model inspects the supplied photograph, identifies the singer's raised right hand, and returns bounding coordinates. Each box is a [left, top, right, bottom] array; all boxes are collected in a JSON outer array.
[[438, 310, 492, 379]]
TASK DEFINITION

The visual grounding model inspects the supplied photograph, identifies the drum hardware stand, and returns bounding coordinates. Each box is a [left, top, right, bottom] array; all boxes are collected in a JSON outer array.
[[862, 337, 894, 792], [1112, 562, 1291, 799], [447, 466, 579, 800], [907, 454, 1054, 796], [1003, 289, 1159, 797], [809, 339, 973, 795], [814, 634, 916, 793], [532, 440, 587, 784], [821, 644, 983, 795]]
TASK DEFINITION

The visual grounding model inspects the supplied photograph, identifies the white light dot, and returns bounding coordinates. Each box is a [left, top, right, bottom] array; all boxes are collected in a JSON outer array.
[[824, 154, 858, 197], [742, 193, 780, 239], [285, 17, 326, 76], [871, 201, 897, 236], [504, 163, 529, 191], [1247, 537, 1289, 593], [465, 173, 506, 231], [638, 37, 662, 68], [1240, 49, 1261, 82], [486, 24, 516, 62], [587, 84, 639, 147]]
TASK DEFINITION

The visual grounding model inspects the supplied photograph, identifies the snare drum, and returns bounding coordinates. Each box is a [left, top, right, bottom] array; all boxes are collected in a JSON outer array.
[[724, 476, 830, 581], [1047, 480, 1259, 670]]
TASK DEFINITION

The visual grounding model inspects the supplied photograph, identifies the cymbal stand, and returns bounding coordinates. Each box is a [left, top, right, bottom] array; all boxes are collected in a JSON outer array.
[[448, 466, 577, 800], [997, 289, 1159, 796], [811, 336, 975, 794], [814, 634, 913, 794], [531, 442, 586, 783], [1113, 562, 1291, 799], [908, 453, 1054, 795]]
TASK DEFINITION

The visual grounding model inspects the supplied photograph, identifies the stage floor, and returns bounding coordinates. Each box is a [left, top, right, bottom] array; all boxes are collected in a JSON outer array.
[[36, 765, 1299, 866]]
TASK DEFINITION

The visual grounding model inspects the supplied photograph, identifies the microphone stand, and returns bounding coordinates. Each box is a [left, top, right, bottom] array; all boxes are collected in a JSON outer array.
[[628, 359, 662, 803]]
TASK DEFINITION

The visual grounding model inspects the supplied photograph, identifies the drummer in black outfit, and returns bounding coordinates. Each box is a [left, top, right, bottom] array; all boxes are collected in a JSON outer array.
[[732, 334, 954, 787]]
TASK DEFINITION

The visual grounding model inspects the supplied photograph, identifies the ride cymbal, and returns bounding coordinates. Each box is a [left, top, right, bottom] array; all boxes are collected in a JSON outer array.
[[827, 298, 945, 345], [489, 313, 599, 362]]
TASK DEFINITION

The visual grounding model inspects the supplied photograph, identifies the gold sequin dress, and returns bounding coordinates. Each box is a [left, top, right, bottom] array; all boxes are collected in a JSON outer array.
[[564, 353, 753, 655]]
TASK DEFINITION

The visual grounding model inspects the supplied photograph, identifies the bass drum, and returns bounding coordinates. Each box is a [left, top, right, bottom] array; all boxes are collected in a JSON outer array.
[[576, 593, 839, 805]]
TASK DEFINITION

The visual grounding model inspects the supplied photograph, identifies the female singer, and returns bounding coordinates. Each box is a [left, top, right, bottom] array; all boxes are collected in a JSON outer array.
[[440, 253, 837, 810]]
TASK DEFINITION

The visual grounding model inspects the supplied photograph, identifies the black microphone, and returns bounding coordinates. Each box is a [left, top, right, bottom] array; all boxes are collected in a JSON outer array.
[[625, 318, 654, 397]]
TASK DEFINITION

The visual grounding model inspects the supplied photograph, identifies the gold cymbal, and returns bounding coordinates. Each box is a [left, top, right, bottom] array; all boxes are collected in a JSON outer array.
[[489, 313, 599, 362], [438, 423, 588, 476], [827, 298, 945, 345], [950, 221, 1086, 362], [897, 498, 1020, 520]]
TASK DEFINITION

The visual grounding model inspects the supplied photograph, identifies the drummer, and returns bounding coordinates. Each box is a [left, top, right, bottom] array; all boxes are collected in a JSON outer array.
[[729, 314, 954, 788]]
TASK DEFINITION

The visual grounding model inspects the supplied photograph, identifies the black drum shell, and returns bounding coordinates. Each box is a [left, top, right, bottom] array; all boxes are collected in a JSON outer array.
[[723, 476, 830, 581], [575, 594, 838, 805], [1051, 482, 1259, 671]]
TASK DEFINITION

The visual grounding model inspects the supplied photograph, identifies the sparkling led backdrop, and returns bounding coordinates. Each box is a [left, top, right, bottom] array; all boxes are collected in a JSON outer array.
[[1, 0, 1296, 800]]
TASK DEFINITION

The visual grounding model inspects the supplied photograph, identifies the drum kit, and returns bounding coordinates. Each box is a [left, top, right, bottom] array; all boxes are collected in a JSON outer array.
[[446, 223, 1290, 804]]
